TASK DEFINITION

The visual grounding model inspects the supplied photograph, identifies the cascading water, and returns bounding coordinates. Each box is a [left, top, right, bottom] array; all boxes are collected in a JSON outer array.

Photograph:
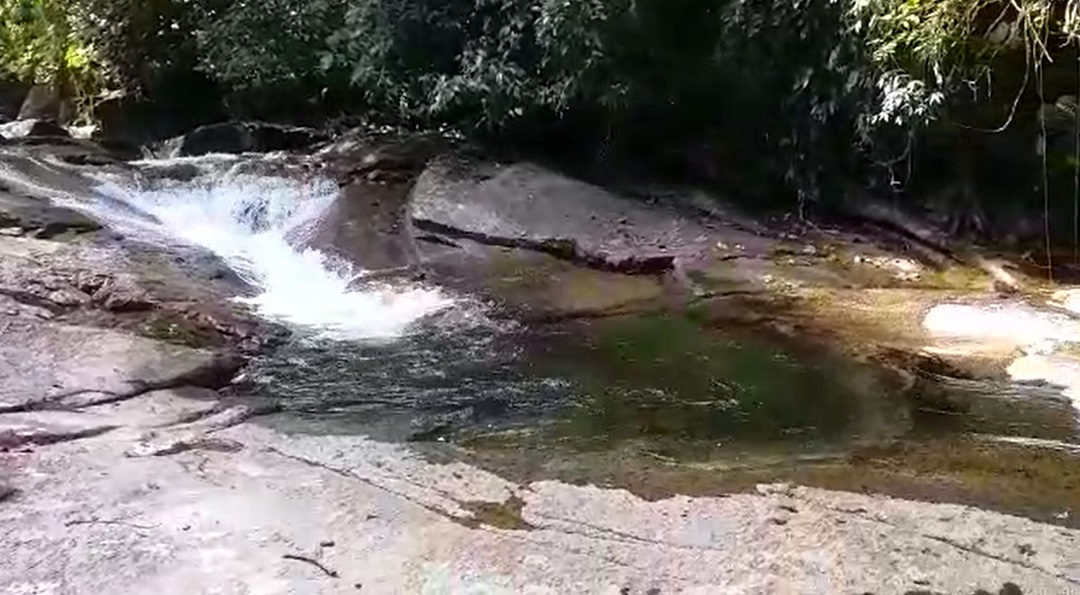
[[84, 156, 454, 339], [30, 153, 558, 441]]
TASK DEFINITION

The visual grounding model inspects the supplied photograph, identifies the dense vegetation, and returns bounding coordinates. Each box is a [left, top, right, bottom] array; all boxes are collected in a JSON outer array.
[[4, 0, 1080, 247]]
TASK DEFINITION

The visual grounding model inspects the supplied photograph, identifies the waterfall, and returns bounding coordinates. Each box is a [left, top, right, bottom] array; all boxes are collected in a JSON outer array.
[[82, 156, 453, 339]]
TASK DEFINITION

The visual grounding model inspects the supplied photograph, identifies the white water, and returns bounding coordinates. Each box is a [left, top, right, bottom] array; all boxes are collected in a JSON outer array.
[[84, 157, 454, 339], [923, 303, 1080, 354], [924, 301, 1080, 414]]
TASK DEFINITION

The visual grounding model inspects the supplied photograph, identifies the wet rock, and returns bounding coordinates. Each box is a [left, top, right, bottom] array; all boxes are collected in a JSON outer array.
[[0, 317, 238, 412], [16, 85, 67, 121], [0, 134, 136, 165], [409, 156, 718, 274], [0, 192, 101, 239], [420, 237, 668, 322], [300, 132, 448, 272], [303, 178, 419, 272], [168, 121, 328, 157], [318, 129, 442, 181], [160, 246, 247, 288], [0, 119, 70, 140], [0, 230, 270, 352], [146, 161, 201, 182]]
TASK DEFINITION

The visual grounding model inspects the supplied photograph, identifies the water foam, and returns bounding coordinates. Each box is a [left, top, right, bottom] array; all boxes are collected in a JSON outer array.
[[924, 301, 1080, 415], [923, 303, 1080, 354], [86, 158, 453, 339]]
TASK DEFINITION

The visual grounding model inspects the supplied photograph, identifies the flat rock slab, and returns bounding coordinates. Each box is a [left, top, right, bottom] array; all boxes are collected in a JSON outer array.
[[2, 423, 1079, 594], [410, 157, 724, 272], [0, 231, 269, 351], [0, 148, 109, 199], [0, 318, 230, 412], [0, 236, 149, 313]]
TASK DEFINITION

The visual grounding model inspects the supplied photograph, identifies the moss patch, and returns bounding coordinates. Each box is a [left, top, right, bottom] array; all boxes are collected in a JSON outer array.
[[484, 248, 667, 315], [140, 313, 218, 349], [460, 496, 535, 531]]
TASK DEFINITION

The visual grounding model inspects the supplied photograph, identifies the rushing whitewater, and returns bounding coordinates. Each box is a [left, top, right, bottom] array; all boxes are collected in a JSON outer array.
[[923, 301, 1080, 415], [923, 303, 1080, 353], [81, 157, 453, 338]]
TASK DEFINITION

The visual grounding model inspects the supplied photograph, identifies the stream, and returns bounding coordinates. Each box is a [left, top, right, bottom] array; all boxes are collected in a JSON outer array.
[[67, 154, 1080, 524]]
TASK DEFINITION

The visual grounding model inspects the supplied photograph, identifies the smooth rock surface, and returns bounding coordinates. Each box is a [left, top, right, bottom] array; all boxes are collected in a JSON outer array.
[[16, 86, 65, 121], [301, 130, 445, 272], [0, 81, 27, 121], [3, 419, 1079, 594], [0, 234, 266, 351], [0, 318, 237, 412], [410, 156, 726, 273], [303, 178, 419, 272], [419, 237, 670, 321]]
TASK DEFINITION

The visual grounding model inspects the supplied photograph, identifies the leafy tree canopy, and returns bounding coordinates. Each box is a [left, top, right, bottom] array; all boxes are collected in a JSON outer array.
[[4, 0, 1080, 204]]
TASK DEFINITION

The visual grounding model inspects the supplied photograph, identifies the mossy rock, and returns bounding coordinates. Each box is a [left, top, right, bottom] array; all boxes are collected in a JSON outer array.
[[460, 496, 534, 530], [140, 313, 218, 349]]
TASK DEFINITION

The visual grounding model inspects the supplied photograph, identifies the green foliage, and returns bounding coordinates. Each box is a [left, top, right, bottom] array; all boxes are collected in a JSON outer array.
[[75, 0, 203, 90], [0, 0, 114, 119], [6, 0, 1077, 212], [847, 1, 1080, 129], [320, 0, 629, 128], [193, 0, 349, 89], [0, 0, 72, 83], [0, 0, 867, 194]]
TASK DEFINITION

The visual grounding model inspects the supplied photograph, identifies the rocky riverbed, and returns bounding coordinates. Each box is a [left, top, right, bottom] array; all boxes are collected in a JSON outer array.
[[3, 121, 1080, 593]]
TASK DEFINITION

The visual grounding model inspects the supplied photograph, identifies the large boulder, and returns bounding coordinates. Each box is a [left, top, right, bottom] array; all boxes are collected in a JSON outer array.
[[301, 179, 420, 273], [16, 85, 70, 121], [93, 73, 225, 147], [0, 318, 238, 413], [408, 156, 723, 273], [165, 121, 328, 157], [299, 132, 444, 272]]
